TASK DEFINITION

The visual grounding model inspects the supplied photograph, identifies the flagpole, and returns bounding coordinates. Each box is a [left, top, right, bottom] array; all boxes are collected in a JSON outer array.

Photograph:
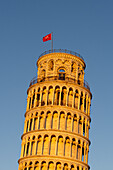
[[51, 32, 53, 51]]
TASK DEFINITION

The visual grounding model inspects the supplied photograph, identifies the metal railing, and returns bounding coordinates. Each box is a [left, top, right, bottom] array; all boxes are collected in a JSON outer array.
[[38, 49, 84, 61], [29, 76, 90, 90]]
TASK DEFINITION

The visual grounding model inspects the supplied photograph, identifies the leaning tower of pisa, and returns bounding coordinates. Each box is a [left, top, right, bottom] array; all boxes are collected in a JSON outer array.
[[18, 49, 92, 170]]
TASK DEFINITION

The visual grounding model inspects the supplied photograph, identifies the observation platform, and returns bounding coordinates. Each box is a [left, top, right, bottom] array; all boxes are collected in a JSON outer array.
[[38, 49, 84, 61], [29, 76, 90, 91]]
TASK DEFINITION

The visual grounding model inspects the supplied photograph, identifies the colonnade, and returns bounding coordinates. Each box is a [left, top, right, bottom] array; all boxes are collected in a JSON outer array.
[[21, 134, 89, 163], [19, 160, 89, 170], [26, 85, 91, 115], [24, 111, 90, 138]]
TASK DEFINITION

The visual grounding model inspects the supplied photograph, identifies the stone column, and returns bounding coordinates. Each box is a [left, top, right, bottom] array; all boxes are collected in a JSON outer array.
[[78, 93, 81, 110], [86, 150, 88, 164], [34, 138, 37, 155], [59, 88, 62, 105], [56, 136, 58, 155], [66, 89, 68, 106], [86, 95, 88, 114], [72, 92, 75, 108], [28, 141, 32, 155], [52, 87, 55, 105], [39, 89, 42, 107], [58, 113, 60, 129], [70, 115, 73, 132], [85, 119, 87, 137], [75, 139, 78, 159], [32, 118, 35, 131], [84, 144, 86, 162], [28, 119, 30, 132], [87, 121, 90, 139], [77, 115, 79, 133], [45, 89, 48, 106], [24, 142, 27, 157], [81, 117, 84, 136], [80, 143, 83, 161], [48, 136, 51, 155], [70, 139, 72, 157], [37, 115, 40, 129], [30, 96, 33, 109], [88, 98, 91, 116], [34, 89, 37, 107], [82, 92, 85, 112]]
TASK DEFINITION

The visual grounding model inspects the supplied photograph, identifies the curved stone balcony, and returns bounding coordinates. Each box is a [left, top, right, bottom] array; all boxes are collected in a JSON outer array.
[[38, 49, 84, 61], [29, 76, 90, 91]]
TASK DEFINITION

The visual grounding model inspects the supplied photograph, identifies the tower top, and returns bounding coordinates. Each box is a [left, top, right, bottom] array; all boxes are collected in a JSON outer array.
[[29, 49, 91, 94], [39, 49, 84, 59], [37, 49, 85, 62]]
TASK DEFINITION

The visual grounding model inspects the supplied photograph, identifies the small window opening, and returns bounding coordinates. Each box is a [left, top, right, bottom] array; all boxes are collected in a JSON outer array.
[[58, 69, 65, 80]]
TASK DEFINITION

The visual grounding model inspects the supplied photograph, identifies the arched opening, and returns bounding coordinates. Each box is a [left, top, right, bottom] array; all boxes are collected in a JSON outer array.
[[72, 138, 76, 158], [29, 118, 32, 131], [63, 163, 68, 170], [70, 165, 75, 170], [39, 111, 45, 129], [58, 69, 65, 80], [84, 94, 87, 113], [41, 87, 46, 106], [56, 162, 61, 170], [79, 116, 82, 135], [45, 111, 52, 129], [43, 135, 49, 155], [54, 86, 60, 105], [83, 118, 85, 136], [50, 135, 56, 155], [59, 112, 65, 130], [68, 88, 73, 107], [37, 88, 40, 106], [73, 114, 77, 133], [36, 135, 42, 154], [34, 161, 39, 170], [66, 113, 72, 131], [31, 136, 36, 155], [80, 92, 83, 111], [32, 89, 35, 108], [26, 142, 30, 156], [28, 162, 33, 170], [65, 137, 70, 157], [77, 140, 81, 160], [52, 111, 58, 129], [48, 162, 54, 170], [58, 136, 64, 156], [48, 86, 53, 105], [61, 86, 67, 106], [34, 112, 38, 130], [82, 142, 84, 162], [26, 120, 29, 132], [29, 97, 31, 109], [75, 90, 79, 109], [41, 161, 47, 170]]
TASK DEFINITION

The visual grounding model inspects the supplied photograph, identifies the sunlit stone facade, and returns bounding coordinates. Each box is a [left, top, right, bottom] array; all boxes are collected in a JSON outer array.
[[18, 50, 92, 170]]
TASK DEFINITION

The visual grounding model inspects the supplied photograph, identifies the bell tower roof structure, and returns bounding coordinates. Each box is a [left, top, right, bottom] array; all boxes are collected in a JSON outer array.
[[18, 49, 92, 170]]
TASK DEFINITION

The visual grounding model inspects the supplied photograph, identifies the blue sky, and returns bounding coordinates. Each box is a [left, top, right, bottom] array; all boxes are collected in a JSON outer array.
[[0, 0, 113, 169]]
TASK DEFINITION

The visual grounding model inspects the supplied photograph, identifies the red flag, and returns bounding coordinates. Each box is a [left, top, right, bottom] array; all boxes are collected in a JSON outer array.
[[43, 33, 52, 42]]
